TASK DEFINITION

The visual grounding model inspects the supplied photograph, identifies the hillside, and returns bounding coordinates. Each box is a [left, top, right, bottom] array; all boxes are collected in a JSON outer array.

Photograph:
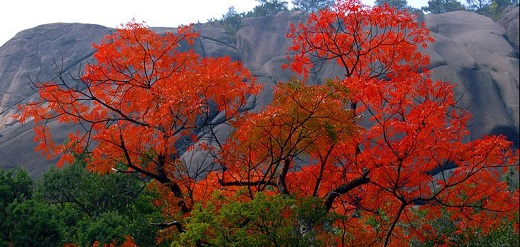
[[0, 8, 518, 177]]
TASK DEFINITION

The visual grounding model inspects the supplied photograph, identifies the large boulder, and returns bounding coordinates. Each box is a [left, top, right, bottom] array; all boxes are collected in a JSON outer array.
[[0, 23, 112, 177], [424, 11, 519, 144], [0, 23, 112, 128], [0, 11, 518, 177], [499, 6, 519, 52]]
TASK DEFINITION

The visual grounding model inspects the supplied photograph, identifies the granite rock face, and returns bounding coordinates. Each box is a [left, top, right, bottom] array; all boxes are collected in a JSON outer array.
[[0, 9, 518, 177], [499, 6, 520, 52], [0, 23, 112, 127], [0, 23, 112, 176], [424, 10, 519, 144]]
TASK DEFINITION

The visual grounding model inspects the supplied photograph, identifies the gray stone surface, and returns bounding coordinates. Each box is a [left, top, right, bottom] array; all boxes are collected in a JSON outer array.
[[0, 10, 518, 178], [499, 6, 519, 52], [0, 23, 112, 128], [425, 10, 519, 143]]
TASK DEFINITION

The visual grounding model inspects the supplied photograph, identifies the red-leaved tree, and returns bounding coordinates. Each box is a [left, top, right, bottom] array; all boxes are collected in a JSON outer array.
[[17, 1, 518, 246], [17, 21, 260, 216], [202, 0, 519, 245]]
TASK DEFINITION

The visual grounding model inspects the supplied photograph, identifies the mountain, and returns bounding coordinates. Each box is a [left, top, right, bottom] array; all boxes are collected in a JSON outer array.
[[0, 9, 518, 178]]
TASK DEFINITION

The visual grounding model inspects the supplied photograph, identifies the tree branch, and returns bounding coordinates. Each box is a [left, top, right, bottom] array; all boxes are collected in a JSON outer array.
[[219, 179, 276, 187], [150, 221, 185, 233], [277, 158, 291, 196], [324, 169, 370, 211], [384, 203, 406, 247]]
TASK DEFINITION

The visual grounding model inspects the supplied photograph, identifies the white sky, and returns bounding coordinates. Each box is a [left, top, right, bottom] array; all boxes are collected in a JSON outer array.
[[0, 0, 428, 47]]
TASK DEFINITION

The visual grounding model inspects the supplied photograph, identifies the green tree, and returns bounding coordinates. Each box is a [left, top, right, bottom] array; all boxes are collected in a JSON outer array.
[[411, 207, 519, 246], [488, 0, 516, 18], [76, 211, 128, 246], [3, 199, 64, 247], [220, 6, 243, 43], [0, 169, 33, 212], [247, 0, 289, 17], [464, 0, 517, 19], [291, 0, 335, 12], [421, 0, 466, 13], [0, 161, 166, 246], [36, 158, 164, 246], [174, 192, 334, 246], [0, 169, 34, 246], [38, 158, 148, 218], [374, 0, 409, 10], [466, 0, 492, 12]]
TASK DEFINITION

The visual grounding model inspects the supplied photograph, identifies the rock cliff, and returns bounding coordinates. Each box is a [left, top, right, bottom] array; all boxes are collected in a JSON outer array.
[[0, 9, 518, 177]]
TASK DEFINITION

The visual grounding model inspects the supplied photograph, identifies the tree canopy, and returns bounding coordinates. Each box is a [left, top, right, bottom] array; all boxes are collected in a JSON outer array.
[[247, 0, 289, 16], [0, 162, 165, 246], [17, 21, 260, 215], [422, 0, 466, 13], [17, 0, 519, 246], [292, 0, 335, 12], [374, 0, 409, 10]]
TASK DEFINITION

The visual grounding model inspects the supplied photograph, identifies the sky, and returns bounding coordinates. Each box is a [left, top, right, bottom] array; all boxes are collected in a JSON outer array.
[[0, 0, 429, 47]]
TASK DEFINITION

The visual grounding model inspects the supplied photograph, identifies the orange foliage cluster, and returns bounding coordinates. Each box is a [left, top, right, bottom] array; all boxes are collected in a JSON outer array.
[[17, 21, 260, 212], [17, 0, 518, 246]]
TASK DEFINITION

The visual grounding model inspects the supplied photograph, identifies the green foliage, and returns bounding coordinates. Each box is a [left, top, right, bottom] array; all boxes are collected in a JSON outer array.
[[174, 192, 334, 246], [246, 0, 289, 17], [37, 159, 148, 218], [421, 0, 466, 13], [488, 0, 517, 19], [464, 221, 520, 246], [411, 208, 520, 246], [466, 0, 492, 12], [374, 0, 409, 10], [374, 0, 425, 17], [3, 199, 63, 247], [291, 0, 335, 12], [0, 170, 67, 246], [77, 211, 127, 246], [0, 169, 33, 211], [0, 169, 36, 247], [465, 0, 517, 18], [0, 161, 165, 246], [36, 160, 164, 246], [220, 6, 244, 43], [218, 1, 290, 43]]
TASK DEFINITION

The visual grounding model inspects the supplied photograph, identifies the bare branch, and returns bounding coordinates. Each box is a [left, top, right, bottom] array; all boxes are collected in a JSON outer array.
[[324, 169, 370, 211]]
